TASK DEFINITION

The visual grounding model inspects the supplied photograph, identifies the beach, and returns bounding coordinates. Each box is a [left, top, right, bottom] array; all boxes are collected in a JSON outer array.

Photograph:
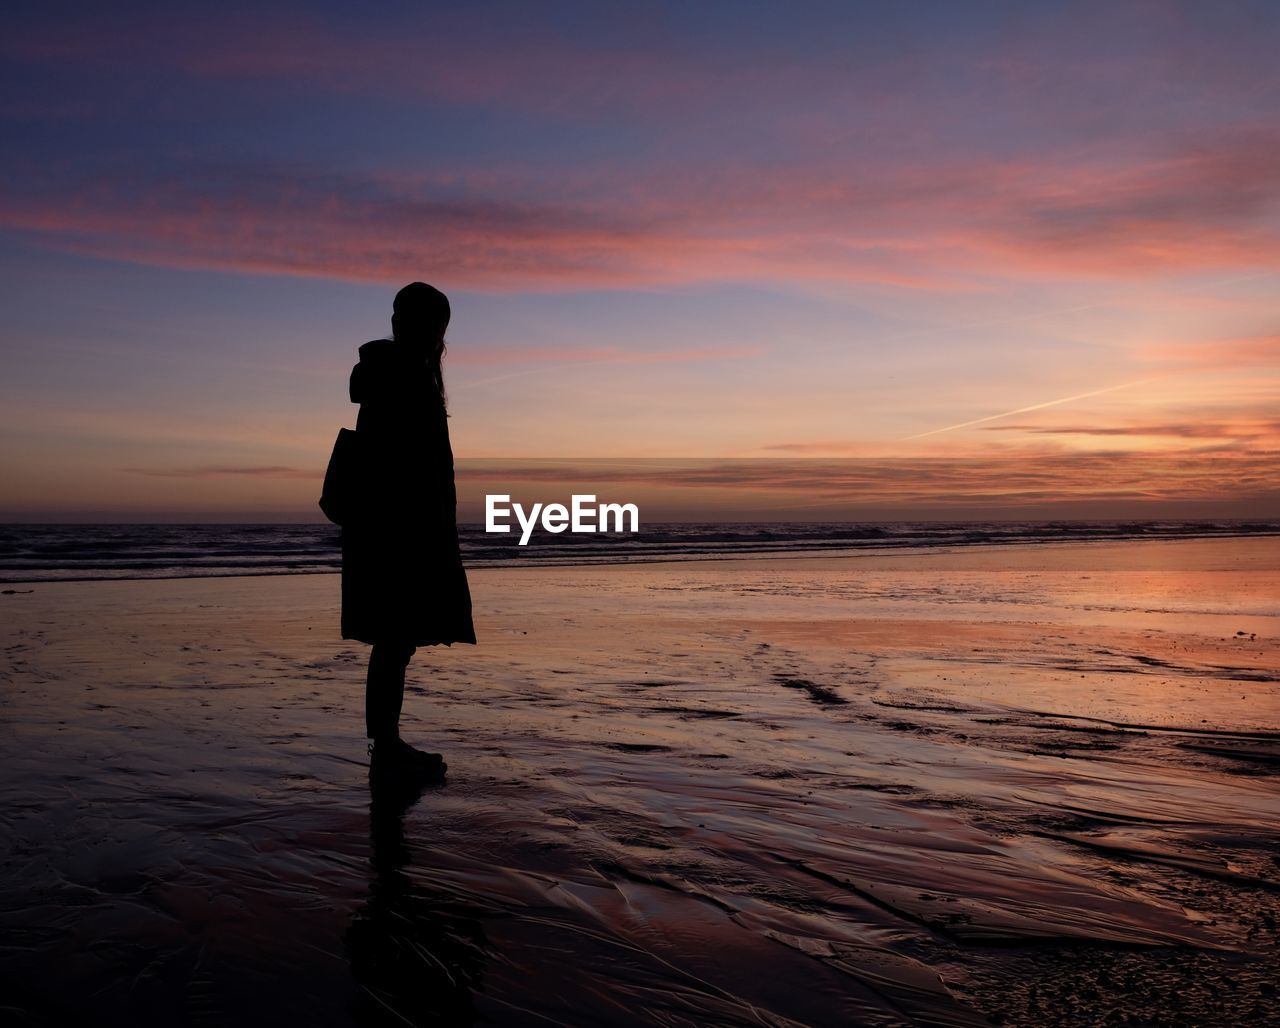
[[1, 537, 1277, 1026]]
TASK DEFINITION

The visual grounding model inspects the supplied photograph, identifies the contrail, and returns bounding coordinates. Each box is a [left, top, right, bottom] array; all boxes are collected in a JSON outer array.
[[903, 378, 1159, 440]]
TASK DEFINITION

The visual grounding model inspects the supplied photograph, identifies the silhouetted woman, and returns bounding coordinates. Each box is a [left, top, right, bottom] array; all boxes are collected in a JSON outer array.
[[342, 282, 475, 778]]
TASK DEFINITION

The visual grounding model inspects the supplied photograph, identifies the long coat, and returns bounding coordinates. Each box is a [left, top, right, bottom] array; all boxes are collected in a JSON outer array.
[[340, 339, 476, 647]]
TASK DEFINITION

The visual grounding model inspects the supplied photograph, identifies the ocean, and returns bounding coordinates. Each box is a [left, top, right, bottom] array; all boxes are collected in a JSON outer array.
[[1, 520, 1277, 583]]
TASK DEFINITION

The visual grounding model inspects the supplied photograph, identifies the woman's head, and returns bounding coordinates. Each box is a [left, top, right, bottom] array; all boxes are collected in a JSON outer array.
[[392, 282, 450, 404], [392, 282, 450, 353]]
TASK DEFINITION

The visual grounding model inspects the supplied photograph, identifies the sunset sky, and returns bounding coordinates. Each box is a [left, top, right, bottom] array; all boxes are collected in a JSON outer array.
[[1, 1, 1277, 519]]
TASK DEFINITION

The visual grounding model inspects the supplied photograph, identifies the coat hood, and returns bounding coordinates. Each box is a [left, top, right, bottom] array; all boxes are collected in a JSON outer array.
[[357, 338, 399, 362]]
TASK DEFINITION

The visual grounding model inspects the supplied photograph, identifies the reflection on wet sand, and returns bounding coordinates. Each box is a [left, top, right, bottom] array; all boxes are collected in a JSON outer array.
[[0, 538, 1276, 1024], [347, 776, 486, 1025]]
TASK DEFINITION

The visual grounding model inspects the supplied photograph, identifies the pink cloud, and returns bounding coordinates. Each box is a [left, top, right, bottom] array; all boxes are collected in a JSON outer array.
[[3, 128, 1279, 291], [449, 343, 762, 368], [120, 465, 318, 479], [1, 9, 969, 130], [761, 441, 878, 456], [0, 163, 966, 291]]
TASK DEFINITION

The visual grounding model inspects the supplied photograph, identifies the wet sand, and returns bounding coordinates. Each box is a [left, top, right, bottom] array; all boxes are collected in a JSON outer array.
[[1, 537, 1277, 1026]]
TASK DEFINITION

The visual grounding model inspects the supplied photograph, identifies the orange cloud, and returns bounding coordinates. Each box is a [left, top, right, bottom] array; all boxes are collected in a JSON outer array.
[[1141, 332, 1280, 367], [450, 455, 1280, 515], [985, 418, 1280, 441]]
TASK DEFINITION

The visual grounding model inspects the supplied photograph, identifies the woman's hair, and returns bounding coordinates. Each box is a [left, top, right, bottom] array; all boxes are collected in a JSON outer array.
[[392, 282, 451, 407]]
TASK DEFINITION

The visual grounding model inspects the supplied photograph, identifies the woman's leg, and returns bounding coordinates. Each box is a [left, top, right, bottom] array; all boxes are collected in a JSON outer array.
[[365, 642, 416, 742]]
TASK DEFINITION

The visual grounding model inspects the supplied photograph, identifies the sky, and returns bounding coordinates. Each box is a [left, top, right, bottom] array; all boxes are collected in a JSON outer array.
[[1, 0, 1277, 519]]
